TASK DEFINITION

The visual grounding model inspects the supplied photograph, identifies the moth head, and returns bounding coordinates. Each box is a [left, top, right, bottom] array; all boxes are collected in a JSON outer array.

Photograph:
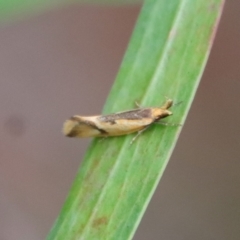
[[153, 99, 173, 120], [160, 99, 173, 118], [159, 109, 173, 119]]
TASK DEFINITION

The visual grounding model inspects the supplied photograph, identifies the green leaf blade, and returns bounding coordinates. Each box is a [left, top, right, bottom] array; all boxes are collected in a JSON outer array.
[[48, 0, 224, 239]]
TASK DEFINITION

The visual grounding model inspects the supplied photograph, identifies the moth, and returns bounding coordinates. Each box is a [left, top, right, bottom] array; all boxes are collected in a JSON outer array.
[[63, 99, 177, 143]]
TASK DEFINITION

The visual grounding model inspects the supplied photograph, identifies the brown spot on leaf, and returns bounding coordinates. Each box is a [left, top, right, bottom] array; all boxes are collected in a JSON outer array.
[[85, 159, 100, 181], [92, 216, 108, 228]]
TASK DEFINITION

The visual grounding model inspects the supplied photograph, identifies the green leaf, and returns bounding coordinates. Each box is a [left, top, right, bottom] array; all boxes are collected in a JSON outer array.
[[48, 0, 224, 239]]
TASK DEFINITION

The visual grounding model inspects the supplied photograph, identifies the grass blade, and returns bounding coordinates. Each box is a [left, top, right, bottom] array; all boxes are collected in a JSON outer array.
[[48, 0, 224, 239]]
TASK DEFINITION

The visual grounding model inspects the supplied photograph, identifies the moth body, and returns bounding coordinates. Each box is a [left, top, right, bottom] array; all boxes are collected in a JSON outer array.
[[63, 99, 174, 139]]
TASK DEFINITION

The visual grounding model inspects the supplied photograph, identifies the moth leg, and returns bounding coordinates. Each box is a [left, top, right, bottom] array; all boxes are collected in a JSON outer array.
[[130, 126, 149, 145], [98, 136, 108, 142], [135, 101, 141, 108], [155, 121, 182, 127]]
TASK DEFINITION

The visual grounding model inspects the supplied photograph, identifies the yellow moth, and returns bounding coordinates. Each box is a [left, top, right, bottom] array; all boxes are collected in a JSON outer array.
[[63, 99, 177, 143]]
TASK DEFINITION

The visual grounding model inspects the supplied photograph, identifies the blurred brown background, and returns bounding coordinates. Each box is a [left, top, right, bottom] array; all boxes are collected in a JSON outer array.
[[0, 1, 239, 240]]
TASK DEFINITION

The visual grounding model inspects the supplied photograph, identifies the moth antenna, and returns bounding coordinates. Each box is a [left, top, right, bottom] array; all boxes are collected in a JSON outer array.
[[172, 101, 183, 107]]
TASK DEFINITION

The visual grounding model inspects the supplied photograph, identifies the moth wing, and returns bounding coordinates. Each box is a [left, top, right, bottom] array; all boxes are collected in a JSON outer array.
[[63, 116, 102, 137], [96, 117, 153, 136]]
